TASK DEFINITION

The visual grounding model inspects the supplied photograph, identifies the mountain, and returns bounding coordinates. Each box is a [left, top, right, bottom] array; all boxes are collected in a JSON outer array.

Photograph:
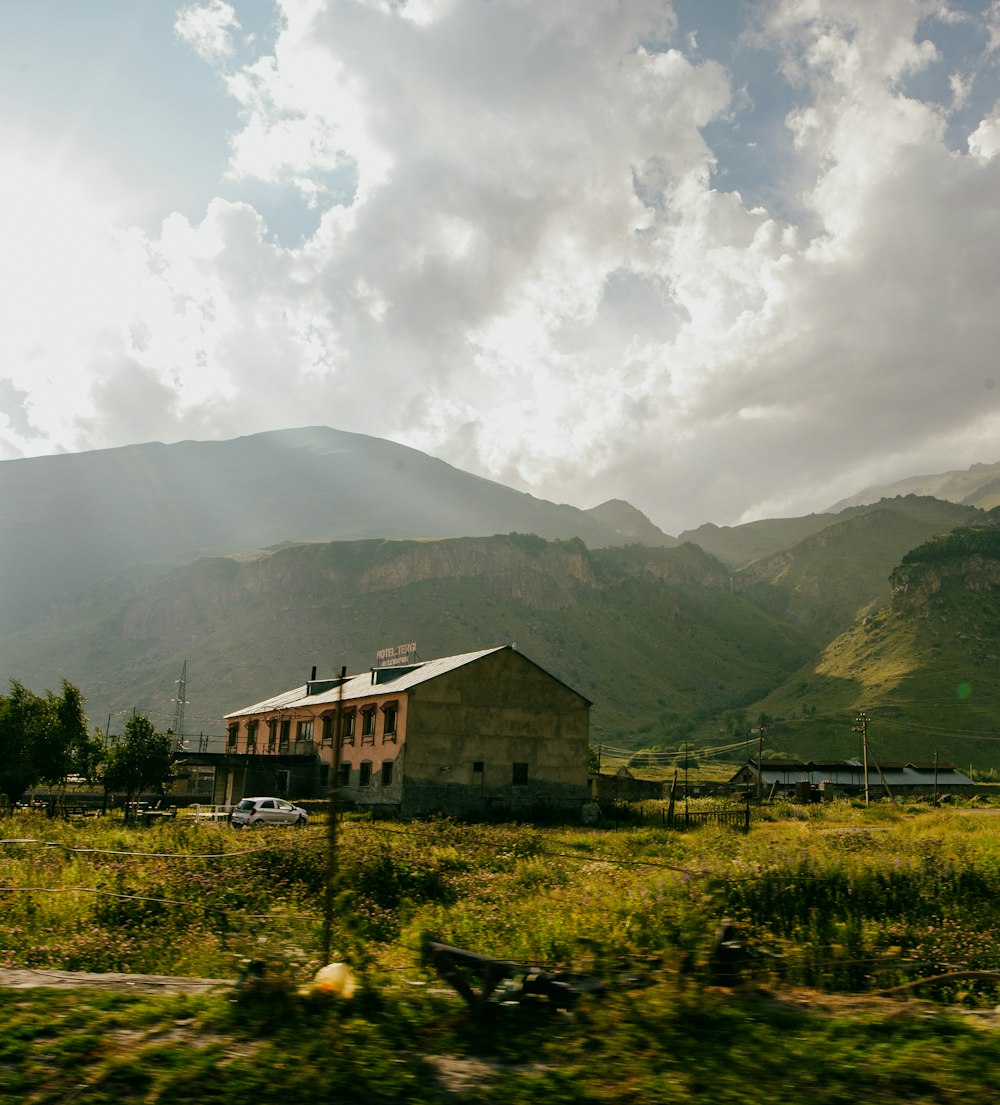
[[732, 497, 984, 645], [827, 460, 1000, 513], [585, 499, 675, 546], [678, 515, 838, 568], [0, 534, 811, 745], [0, 426, 675, 637], [744, 522, 1000, 767]]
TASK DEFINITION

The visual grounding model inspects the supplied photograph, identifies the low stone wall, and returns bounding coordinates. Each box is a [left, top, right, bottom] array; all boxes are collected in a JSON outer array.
[[589, 772, 666, 803]]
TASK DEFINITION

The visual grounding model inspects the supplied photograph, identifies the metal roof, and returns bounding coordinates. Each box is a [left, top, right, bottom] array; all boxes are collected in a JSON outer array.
[[736, 759, 973, 787], [224, 645, 524, 719]]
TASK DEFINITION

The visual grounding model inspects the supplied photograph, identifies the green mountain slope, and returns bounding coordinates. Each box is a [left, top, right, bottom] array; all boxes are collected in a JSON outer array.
[[733, 497, 984, 645], [0, 535, 810, 746], [743, 523, 1000, 769], [678, 514, 838, 568]]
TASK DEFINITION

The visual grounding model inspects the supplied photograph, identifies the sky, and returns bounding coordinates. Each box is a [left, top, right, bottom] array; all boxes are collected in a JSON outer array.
[[2, 0, 1000, 535]]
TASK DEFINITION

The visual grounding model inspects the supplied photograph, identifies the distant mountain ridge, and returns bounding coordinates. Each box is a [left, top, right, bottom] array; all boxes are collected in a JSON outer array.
[[0, 426, 674, 636], [827, 460, 1000, 512]]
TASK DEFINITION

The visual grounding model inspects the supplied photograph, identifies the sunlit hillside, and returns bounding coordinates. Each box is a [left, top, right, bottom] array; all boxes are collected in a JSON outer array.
[[742, 525, 1000, 768]]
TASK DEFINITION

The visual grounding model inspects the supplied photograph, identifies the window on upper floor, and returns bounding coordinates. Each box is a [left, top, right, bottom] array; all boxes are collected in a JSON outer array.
[[279, 719, 290, 751], [321, 713, 334, 744], [227, 723, 239, 750], [381, 701, 398, 741], [341, 708, 356, 745], [267, 718, 278, 752], [360, 705, 377, 744], [246, 720, 258, 752], [296, 718, 313, 742]]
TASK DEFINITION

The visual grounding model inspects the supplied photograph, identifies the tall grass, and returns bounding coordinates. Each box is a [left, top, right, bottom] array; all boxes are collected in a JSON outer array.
[[4, 803, 1000, 1003]]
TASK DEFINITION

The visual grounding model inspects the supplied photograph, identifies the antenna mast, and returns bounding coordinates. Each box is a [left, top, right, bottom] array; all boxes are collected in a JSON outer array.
[[172, 661, 188, 749]]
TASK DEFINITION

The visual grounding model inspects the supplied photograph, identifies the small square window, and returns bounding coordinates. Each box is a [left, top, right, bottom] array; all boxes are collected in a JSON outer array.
[[512, 762, 528, 786], [473, 761, 484, 773]]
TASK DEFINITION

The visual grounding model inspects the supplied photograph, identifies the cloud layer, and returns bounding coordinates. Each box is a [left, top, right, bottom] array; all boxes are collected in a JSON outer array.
[[3, 0, 1000, 533]]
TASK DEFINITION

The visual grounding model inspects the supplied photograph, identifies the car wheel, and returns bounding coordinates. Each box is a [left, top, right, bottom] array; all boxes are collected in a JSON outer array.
[[295, 815, 306, 827]]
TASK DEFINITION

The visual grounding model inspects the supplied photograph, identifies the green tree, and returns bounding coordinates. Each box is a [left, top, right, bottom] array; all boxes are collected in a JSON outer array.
[[102, 713, 173, 819], [0, 679, 97, 806], [35, 680, 101, 788]]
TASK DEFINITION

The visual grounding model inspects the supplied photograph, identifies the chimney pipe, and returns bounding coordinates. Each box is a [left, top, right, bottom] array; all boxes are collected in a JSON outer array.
[[311, 665, 317, 681]]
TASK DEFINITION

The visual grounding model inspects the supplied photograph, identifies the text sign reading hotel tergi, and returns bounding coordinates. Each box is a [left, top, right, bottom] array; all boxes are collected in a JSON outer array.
[[376, 642, 417, 667]]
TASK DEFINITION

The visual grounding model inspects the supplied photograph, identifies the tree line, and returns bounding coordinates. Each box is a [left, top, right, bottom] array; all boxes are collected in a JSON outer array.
[[0, 679, 173, 811]]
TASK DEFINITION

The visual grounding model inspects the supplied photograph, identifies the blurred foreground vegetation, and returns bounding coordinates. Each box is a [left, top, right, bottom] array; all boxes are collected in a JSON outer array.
[[4, 801, 1000, 1102]]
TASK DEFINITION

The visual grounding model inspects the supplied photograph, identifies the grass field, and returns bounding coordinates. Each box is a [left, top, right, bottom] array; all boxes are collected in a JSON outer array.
[[3, 801, 1000, 1102]]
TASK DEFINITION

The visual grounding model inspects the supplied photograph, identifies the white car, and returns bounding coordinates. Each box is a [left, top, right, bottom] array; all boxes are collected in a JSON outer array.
[[230, 796, 309, 828]]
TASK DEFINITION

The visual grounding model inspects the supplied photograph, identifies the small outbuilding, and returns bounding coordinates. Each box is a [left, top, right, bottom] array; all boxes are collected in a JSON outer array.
[[730, 758, 974, 799]]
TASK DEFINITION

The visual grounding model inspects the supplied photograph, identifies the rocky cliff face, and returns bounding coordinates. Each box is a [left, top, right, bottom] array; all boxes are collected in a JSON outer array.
[[890, 554, 1000, 612]]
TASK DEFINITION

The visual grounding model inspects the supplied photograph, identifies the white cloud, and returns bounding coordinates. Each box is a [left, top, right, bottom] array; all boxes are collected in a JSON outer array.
[[4, 0, 1000, 536], [175, 0, 243, 63]]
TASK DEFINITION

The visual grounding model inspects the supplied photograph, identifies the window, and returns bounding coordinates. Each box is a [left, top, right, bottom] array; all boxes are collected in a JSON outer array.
[[381, 701, 398, 741], [246, 720, 258, 753], [319, 763, 330, 789], [359, 761, 373, 787], [473, 761, 484, 774], [279, 719, 290, 752], [227, 723, 238, 750], [380, 760, 394, 787], [267, 718, 278, 752], [341, 708, 356, 745], [321, 714, 334, 744], [361, 705, 376, 744], [338, 761, 351, 787], [512, 762, 529, 786], [276, 770, 289, 796], [296, 719, 313, 742]]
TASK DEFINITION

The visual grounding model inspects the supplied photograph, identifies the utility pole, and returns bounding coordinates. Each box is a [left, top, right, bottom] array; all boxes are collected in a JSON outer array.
[[933, 747, 939, 807], [851, 711, 870, 807], [322, 666, 347, 966], [751, 725, 765, 803]]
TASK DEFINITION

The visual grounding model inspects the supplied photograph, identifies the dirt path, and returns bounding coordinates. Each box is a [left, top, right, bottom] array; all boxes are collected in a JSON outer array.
[[0, 968, 232, 995]]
